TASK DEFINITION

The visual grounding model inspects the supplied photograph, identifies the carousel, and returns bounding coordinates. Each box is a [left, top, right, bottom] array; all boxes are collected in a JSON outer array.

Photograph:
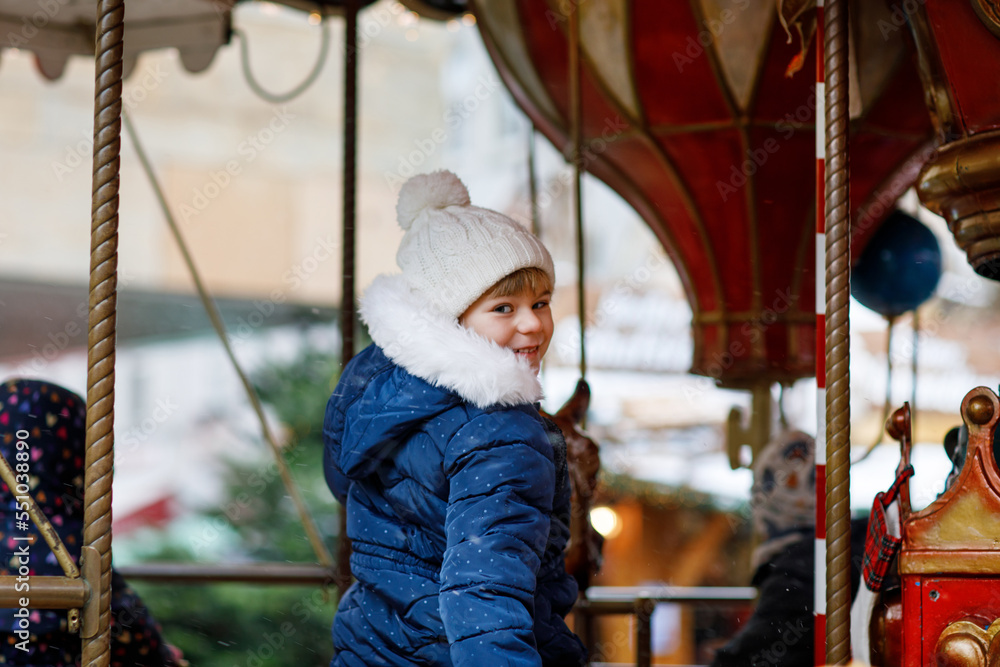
[[1, 0, 999, 665]]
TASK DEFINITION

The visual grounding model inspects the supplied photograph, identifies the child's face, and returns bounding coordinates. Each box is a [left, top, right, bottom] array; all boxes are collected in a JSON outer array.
[[459, 285, 553, 372]]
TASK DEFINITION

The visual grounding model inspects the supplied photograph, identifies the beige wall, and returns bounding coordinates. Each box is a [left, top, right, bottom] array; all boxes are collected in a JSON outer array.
[[0, 1, 500, 305]]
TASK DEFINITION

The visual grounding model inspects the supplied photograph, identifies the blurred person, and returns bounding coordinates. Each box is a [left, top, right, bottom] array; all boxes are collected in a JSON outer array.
[[711, 430, 866, 667], [0, 377, 183, 666]]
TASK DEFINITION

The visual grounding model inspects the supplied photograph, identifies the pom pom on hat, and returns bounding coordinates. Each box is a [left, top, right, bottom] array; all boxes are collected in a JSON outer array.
[[396, 170, 471, 231], [393, 170, 555, 318]]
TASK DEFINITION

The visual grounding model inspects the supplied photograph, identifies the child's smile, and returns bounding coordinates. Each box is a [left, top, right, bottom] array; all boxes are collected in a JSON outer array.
[[459, 287, 554, 372]]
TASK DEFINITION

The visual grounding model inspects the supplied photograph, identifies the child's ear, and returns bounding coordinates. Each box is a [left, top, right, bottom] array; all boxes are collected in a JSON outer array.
[[556, 379, 590, 425]]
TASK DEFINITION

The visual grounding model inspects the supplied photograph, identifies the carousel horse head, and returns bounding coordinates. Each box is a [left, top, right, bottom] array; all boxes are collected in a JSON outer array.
[[541, 378, 602, 591]]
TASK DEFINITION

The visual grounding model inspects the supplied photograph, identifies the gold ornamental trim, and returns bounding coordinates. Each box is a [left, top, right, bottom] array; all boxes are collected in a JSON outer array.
[[935, 618, 1000, 666], [918, 131, 1000, 278], [900, 550, 1000, 574], [972, 0, 1000, 39]]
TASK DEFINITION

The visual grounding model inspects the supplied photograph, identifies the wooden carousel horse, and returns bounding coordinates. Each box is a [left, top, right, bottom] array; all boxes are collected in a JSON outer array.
[[541, 379, 602, 592]]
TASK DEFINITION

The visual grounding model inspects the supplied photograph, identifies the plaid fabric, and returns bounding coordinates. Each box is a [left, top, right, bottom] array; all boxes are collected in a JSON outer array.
[[862, 465, 913, 591]]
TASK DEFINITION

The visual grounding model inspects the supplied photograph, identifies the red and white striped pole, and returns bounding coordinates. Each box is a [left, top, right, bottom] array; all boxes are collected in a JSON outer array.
[[814, 1, 827, 664]]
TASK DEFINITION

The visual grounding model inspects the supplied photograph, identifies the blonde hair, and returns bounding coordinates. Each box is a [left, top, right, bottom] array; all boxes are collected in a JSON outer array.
[[481, 267, 552, 299]]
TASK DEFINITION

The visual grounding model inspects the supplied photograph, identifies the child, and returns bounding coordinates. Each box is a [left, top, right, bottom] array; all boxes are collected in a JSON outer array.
[[710, 431, 866, 667], [323, 170, 586, 666], [710, 431, 817, 667]]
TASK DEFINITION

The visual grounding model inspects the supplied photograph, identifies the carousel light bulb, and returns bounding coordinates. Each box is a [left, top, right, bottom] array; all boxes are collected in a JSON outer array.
[[308, 12, 321, 25], [461, 13, 476, 26], [590, 506, 622, 539]]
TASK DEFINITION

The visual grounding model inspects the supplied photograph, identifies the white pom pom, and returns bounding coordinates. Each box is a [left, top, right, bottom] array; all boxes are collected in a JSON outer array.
[[396, 170, 471, 230]]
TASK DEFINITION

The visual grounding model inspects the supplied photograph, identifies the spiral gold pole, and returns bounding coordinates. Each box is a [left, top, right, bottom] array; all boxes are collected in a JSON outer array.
[[824, 0, 852, 663], [82, 1, 124, 664]]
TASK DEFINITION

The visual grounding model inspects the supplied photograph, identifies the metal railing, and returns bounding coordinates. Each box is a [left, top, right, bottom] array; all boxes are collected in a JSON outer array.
[[574, 585, 757, 667], [8, 558, 757, 667]]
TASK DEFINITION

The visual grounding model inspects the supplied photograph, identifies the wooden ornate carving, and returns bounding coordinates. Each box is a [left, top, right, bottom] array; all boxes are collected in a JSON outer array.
[[541, 379, 602, 592], [934, 617, 1000, 666], [896, 387, 1000, 665]]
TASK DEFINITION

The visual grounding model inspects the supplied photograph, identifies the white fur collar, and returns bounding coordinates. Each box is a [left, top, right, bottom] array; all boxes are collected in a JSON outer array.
[[359, 274, 543, 409]]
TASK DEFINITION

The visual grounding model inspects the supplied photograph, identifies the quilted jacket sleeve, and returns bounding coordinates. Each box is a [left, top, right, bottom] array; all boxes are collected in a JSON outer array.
[[440, 412, 555, 667], [322, 386, 352, 505]]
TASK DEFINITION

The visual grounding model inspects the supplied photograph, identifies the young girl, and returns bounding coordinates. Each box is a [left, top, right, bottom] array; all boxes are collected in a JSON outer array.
[[323, 170, 586, 666]]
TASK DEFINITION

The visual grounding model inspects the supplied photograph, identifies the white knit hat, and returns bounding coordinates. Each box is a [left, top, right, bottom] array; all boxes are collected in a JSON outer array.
[[394, 170, 555, 318], [750, 430, 816, 569]]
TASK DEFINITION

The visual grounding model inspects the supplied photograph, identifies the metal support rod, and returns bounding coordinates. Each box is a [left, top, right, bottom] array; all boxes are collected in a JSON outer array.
[[633, 598, 654, 667], [528, 127, 540, 237], [0, 576, 88, 609], [567, 0, 587, 380], [84, 0, 124, 662], [122, 114, 334, 570], [571, 605, 593, 662], [336, 0, 360, 596], [570, 586, 755, 663], [824, 0, 852, 661], [115, 562, 336, 585], [0, 455, 81, 579], [911, 308, 919, 437]]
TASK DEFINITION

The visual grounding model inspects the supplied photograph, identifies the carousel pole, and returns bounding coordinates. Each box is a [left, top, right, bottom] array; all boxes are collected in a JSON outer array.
[[823, 0, 852, 662], [528, 128, 540, 237], [568, 0, 586, 383], [814, 2, 827, 662], [336, 0, 360, 596], [82, 0, 125, 663]]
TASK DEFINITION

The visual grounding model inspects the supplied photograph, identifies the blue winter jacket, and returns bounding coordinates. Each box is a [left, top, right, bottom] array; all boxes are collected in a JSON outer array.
[[323, 275, 586, 667]]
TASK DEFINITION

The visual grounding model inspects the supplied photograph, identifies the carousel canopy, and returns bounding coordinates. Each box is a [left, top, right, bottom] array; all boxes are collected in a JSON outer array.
[[472, 0, 935, 388], [0, 0, 466, 81]]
